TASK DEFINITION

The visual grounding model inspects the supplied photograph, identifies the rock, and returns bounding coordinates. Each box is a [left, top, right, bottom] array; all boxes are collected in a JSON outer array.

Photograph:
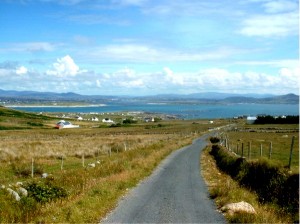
[[7, 188, 21, 201], [17, 187, 28, 197], [221, 201, 256, 215], [88, 163, 96, 168]]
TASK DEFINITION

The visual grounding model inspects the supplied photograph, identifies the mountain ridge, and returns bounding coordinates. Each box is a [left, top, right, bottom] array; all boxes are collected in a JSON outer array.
[[0, 89, 298, 104]]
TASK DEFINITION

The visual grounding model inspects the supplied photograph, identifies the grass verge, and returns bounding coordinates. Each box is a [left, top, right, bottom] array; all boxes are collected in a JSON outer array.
[[201, 144, 297, 223]]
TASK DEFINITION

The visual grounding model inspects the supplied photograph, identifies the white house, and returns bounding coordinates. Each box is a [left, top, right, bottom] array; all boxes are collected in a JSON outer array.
[[144, 117, 155, 122], [91, 117, 99, 122], [76, 116, 83, 121], [102, 118, 114, 123], [246, 116, 257, 124]]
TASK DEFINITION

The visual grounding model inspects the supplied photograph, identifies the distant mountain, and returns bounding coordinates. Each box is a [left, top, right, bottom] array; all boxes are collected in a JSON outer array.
[[138, 92, 275, 101], [0, 89, 298, 104], [186, 92, 274, 99], [222, 93, 299, 104], [0, 89, 81, 100]]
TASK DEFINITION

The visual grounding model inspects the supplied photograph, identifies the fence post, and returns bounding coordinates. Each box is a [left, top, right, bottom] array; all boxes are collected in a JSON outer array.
[[260, 144, 263, 157], [241, 143, 244, 158], [288, 136, 295, 169], [109, 147, 111, 157], [82, 154, 85, 167], [269, 142, 272, 159], [236, 143, 239, 155], [61, 156, 64, 170], [124, 142, 127, 151], [248, 142, 251, 159], [31, 158, 34, 178]]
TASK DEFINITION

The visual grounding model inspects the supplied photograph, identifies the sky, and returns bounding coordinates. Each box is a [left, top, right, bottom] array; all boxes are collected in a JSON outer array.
[[0, 0, 299, 96]]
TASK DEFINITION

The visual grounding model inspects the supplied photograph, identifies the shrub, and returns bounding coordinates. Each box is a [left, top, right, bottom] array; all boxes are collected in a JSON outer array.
[[27, 122, 44, 127], [123, 118, 137, 124], [237, 159, 287, 203], [25, 182, 68, 203], [210, 137, 220, 144], [210, 144, 299, 215], [210, 145, 245, 178], [278, 173, 299, 214]]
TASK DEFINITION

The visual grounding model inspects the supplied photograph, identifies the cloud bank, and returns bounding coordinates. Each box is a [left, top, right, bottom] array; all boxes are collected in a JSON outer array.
[[0, 55, 298, 95]]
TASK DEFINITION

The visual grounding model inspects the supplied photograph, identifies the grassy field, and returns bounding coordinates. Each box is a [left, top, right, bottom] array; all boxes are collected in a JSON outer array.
[[0, 106, 229, 223], [201, 121, 299, 223], [1, 106, 298, 223], [222, 123, 299, 172]]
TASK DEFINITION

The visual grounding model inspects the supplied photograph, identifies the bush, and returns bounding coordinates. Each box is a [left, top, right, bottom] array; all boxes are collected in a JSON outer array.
[[123, 118, 137, 124], [210, 144, 299, 215], [278, 173, 299, 214], [210, 145, 245, 178], [25, 182, 68, 203], [210, 137, 220, 144], [237, 159, 287, 203]]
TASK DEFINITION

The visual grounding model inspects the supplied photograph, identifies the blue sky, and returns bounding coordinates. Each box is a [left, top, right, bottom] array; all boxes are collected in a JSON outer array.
[[0, 0, 298, 95]]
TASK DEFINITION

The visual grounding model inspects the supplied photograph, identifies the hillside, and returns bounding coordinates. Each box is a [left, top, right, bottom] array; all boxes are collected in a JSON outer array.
[[0, 106, 53, 130]]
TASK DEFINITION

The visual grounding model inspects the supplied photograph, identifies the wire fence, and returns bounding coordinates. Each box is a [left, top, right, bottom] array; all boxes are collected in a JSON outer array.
[[218, 133, 298, 170]]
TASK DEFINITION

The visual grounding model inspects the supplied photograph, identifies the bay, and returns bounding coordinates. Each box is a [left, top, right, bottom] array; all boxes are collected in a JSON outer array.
[[9, 103, 299, 119]]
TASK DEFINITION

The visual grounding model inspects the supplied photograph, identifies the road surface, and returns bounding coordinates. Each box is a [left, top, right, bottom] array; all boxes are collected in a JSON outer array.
[[101, 133, 225, 223]]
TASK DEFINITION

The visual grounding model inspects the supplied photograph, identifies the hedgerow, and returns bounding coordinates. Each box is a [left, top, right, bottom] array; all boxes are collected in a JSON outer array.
[[209, 141, 299, 217]]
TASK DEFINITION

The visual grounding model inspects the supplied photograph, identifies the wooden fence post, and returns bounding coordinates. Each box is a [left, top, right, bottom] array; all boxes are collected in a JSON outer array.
[[260, 144, 263, 157], [269, 142, 272, 159], [61, 156, 64, 170], [82, 154, 85, 167], [241, 143, 244, 158], [236, 143, 239, 155], [288, 136, 295, 169], [31, 158, 34, 178], [248, 142, 251, 159]]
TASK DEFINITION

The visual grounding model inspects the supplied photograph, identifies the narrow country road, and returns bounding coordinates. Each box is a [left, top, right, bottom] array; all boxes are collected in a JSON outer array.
[[101, 133, 225, 223]]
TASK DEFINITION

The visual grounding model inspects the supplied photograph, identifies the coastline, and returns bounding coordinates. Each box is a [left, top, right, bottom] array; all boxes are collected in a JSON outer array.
[[6, 104, 107, 108]]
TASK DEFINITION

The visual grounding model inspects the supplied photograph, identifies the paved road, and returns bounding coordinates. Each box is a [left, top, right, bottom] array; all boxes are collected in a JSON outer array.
[[101, 133, 225, 223]]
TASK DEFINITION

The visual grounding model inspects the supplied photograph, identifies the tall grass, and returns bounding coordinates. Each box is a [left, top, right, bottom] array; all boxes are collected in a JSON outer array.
[[224, 124, 299, 171], [207, 140, 299, 223], [0, 119, 221, 222], [201, 145, 297, 223]]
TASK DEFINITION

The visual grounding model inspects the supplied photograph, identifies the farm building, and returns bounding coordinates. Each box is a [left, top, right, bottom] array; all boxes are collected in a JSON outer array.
[[102, 118, 114, 123], [246, 116, 257, 124]]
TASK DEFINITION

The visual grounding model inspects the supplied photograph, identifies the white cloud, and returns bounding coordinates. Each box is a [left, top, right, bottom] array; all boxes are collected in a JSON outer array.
[[0, 42, 58, 53], [234, 59, 299, 68], [96, 79, 101, 87], [0, 59, 298, 95], [239, 0, 298, 37], [163, 67, 185, 85], [16, 66, 28, 75], [239, 11, 298, 37], [46, 55, 82, 77], [262, 0, 298, 13], [40, 0, 85, 5], [80, 44, 239, 64], [117, 79, 145, 88], [114, 0, 148, 6]]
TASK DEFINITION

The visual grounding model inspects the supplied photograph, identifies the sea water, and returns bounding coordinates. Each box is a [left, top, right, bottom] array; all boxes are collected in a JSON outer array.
[[9, 103, 299, 119]]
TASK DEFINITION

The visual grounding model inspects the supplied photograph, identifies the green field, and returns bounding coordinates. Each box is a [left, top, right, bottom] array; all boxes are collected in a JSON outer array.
[[0, 106, 298, 223], [0, 106, 228, 223], [222, 123, 299, 172]]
